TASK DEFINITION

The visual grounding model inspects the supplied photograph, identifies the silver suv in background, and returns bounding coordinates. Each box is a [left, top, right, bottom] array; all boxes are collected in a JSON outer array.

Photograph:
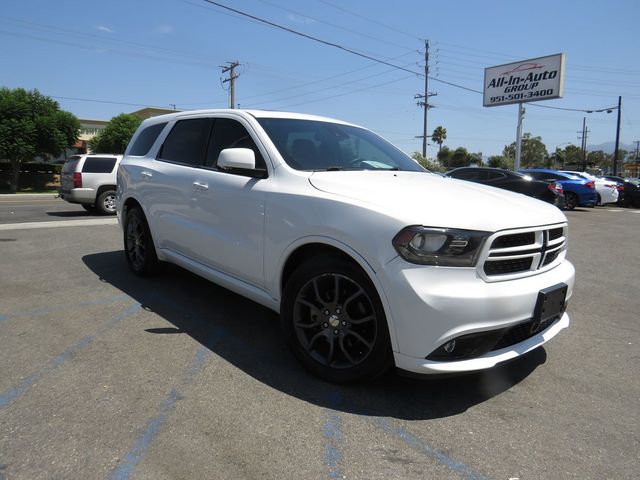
[[59, 154, 122, 214]]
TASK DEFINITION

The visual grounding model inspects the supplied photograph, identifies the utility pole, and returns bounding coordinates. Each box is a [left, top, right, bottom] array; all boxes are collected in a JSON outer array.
[[577, 117, 590, 171], [613, 96, 622, 176], [415, 40, 436, 159], [514, 103, 525, 170], [221, 61, 240, 109], [634, 140, 640, 161]]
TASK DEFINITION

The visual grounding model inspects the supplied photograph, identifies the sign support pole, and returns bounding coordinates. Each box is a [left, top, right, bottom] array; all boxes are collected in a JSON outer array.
[[515, 102, 524, 170]]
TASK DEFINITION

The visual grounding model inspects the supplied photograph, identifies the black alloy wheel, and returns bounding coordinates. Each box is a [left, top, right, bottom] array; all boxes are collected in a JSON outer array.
[[124, 207, 160, 276], [282, 256, 392, 383]]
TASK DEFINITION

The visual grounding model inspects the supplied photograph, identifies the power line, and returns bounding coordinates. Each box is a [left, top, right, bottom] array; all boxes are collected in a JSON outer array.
[[314, 0, 422, 41], [201, 0, 423, 77], [253, 0, 415, 51], [275, 74, 414, 110]]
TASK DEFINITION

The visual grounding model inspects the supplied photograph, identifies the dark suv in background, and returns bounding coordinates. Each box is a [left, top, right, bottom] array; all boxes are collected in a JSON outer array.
[[445, 167, 564, 207]]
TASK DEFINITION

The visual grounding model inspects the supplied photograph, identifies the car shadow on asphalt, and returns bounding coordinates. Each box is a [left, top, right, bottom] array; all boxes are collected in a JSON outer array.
[[83, 250, 547, 421]]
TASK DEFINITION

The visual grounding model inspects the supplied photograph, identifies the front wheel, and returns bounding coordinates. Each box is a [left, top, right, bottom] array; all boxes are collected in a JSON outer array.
[[281, 256, 393, 383]]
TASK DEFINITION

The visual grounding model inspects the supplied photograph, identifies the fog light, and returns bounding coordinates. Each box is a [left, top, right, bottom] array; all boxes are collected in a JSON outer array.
[[443, 340, 456, 353]]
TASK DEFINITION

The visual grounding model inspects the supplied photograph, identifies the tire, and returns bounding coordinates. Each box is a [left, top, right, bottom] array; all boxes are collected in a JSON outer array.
[[96, 189, 117, 215], [81, 203, 96, 213], [281, 255, 393, 383], [564, 192, 578, 211], [596, 193, 602, 206], [124, 206, 160, 276]]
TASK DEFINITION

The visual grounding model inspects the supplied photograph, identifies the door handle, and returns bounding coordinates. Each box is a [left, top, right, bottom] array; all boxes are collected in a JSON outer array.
[[140, 170, 153, 178], [193, 181, 209, 191]]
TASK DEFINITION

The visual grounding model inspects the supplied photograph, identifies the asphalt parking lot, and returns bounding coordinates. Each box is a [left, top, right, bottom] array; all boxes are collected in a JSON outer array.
[[1, 196, 638, 480]]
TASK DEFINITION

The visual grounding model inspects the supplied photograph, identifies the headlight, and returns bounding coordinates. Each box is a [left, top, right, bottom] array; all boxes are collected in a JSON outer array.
[[392, 226, 490, 267]]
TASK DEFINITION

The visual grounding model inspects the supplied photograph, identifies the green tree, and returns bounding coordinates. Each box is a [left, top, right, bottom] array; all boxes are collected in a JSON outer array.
[[487, 155, 513, 169], [449, 147, 472, 168], [587, 150, 607, 169], [411, 152, 444, 172], [431, 126, 447, 153], [0, 87, 79, 193], [89, 113, 142, 154], [437, 146, 452, 170], [503, 133, 548, 167]]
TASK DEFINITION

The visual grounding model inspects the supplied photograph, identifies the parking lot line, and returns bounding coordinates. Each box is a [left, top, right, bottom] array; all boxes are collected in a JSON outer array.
[[0, 303, 140, 409], [0, 218, 118, 230], [108, 347, 211, 480], [373, 417, 489, 480]]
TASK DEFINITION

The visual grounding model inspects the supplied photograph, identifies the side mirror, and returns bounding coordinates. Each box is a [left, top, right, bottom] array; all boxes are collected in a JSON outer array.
[[218, 148, 256, 170]]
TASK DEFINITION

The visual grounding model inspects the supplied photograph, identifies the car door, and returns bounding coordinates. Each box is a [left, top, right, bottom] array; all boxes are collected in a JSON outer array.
[[188, 116, 269, 288], [147, 116, 213, 255]]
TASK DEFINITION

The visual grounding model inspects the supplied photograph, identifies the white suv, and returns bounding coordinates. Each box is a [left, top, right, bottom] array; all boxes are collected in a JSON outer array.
[[117, 110, 575, 382]]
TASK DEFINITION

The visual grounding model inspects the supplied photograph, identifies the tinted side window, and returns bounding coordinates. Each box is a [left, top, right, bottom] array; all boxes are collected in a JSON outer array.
[[82, 157, 117, 173], [129, 122, 167, 156], [452, 170, 477, 180], [205, 118, 266, 170], [158, 118, 213, 166], [485, 171, 506, 181]]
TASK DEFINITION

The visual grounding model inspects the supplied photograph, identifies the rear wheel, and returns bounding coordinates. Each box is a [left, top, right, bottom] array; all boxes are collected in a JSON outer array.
[[96, 190, 117, 215], [281, 255, 393, 383], [596, 193, 602, 206], [564, 192, 578, 210], [124, 206, 160, 276]]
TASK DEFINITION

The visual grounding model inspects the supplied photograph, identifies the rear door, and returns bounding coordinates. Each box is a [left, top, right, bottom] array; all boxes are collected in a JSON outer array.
[[147, 117, 213, 255]]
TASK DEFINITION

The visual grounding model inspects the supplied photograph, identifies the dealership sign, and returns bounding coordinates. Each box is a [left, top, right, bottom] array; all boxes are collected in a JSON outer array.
[[483, 53, 565, 107]]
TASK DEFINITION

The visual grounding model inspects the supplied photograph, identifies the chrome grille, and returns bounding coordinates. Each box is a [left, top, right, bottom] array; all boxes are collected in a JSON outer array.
[[480, 224, 567, 281]]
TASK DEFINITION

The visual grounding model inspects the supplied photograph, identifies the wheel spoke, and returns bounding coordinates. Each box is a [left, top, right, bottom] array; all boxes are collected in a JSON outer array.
[[348, 314, 375, 325], [338, 336, 356, 365], [333, 275, 340, 305], [306, 331, 325, 352], [312, 278, 323, 304], [326, 335, 336, 365], [343, 287, 364, 309], [297, 298, 321, 316], [346, 330, 373, 350]]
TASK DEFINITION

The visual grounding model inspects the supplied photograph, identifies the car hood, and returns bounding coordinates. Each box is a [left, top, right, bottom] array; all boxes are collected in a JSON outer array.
[[308, 171, 566, 232]]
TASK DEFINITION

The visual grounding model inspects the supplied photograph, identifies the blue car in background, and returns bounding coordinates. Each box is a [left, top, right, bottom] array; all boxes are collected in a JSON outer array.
[[520, 169, 598, 210]]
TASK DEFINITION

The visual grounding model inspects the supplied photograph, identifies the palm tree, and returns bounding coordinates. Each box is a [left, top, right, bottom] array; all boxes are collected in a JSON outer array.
[[431, 126, 447, 153]]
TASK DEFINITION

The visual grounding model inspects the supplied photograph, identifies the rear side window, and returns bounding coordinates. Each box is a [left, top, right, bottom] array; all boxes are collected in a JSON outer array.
[[158, 118, 212, 166], [129, 122, 167, 156], [205, 118, 266, 170], [82, 157, 118, 173], [62, 156, 81, 174]]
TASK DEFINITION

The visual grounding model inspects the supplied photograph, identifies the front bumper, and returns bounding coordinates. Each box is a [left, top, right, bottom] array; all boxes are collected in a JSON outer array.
[[379, 257, 575, 375]]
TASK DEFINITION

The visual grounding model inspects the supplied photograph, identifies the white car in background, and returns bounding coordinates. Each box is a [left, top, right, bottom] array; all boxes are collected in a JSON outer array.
[[560, 171, 619, 205], [117, 109, 575, 383]]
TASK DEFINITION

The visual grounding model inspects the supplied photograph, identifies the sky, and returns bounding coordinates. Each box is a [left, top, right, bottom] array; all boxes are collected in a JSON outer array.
[[1, 0, 639, 158]]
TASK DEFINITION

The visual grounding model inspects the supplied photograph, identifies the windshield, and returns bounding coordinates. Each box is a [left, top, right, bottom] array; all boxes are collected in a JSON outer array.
[[257, 118, 424, 172]]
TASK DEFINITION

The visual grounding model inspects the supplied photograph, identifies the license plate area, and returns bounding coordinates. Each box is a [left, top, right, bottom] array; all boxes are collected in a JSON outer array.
[[532, 283, 567, 333]]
